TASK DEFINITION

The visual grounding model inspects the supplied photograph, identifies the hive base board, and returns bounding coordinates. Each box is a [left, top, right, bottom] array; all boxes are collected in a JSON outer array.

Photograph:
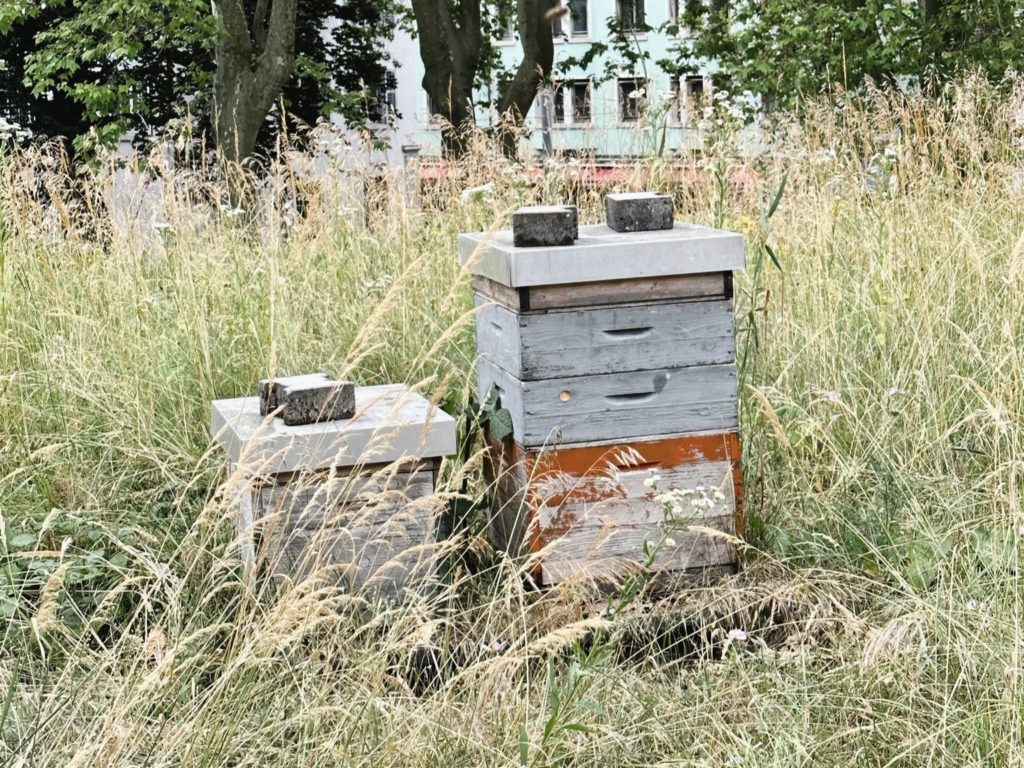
[[229, 458, 443, 598], [484, 432, 743, 586]]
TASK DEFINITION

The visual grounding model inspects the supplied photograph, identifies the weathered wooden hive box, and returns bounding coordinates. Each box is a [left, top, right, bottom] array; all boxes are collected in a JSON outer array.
[[461, 200, 745, 585], [211, 383, 456, 596]]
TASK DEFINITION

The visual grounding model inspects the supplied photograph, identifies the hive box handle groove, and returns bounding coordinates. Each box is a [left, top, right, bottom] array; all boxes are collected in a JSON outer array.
[[605, 392, 658, 405], [601, 326, 653, 339]]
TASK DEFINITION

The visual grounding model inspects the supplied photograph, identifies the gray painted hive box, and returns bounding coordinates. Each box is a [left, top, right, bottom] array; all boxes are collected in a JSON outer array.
[[460, 221, 745, 448], [461, 212, 746, 585], [211, 384, 457, 596]]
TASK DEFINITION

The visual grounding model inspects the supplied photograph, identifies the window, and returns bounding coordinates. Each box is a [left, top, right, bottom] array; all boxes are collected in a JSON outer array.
[[554, 80, 592, 124], [569, 0, 588, 35], [495, 6, 515, 40], [617, 77, 647, 122], [366, 71, 398, 124], [616, 0, 645, 31], [425, 92, 443, 125], [685, 74, 706, 103], [668, 0, 690, 34], [667, 76, 682, 124], [552, 0, 588, 38], [679, 74, 712, 122]]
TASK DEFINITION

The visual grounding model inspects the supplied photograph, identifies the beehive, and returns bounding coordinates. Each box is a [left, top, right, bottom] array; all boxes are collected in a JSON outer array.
[[461, 213, 745, 585], [211, 384, 456, 596]]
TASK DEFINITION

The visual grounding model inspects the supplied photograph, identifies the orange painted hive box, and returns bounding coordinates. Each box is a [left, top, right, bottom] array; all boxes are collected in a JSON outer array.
[[487, 432, 743, 585]]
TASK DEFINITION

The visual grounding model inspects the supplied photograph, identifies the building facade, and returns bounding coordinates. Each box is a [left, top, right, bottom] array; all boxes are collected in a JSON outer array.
[[387, 0, 714, 159]]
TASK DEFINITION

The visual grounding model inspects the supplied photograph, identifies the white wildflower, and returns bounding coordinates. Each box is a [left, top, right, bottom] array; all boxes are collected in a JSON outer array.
[[726, 628, 748, 642]]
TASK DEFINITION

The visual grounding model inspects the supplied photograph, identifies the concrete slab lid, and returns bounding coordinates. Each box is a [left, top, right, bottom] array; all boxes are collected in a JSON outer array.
[[458, 221, 745, 288], [210, 383, 457, 475]]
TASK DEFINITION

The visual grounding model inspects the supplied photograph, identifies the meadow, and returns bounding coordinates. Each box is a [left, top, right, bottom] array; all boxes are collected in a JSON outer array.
[[2, 77, 1024, 766]]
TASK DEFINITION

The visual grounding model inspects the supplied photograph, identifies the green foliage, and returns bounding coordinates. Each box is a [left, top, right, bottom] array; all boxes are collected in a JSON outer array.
[[671, 0, 1024, 110], [0, 514, 133, 633], [480, 383, 515, 442], [1, 0, 396, 156]]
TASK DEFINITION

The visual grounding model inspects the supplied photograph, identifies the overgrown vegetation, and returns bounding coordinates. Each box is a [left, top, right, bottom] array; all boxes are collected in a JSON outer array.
[[2, 78, 1024, 766]]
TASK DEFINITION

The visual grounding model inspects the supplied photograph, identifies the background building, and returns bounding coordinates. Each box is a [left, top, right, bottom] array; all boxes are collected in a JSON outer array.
[[388, 0, 713, 159]]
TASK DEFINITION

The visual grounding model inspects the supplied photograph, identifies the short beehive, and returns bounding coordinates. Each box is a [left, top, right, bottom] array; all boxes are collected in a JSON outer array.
[[461, 213, 745, 585], [211, 384, 457, 596]]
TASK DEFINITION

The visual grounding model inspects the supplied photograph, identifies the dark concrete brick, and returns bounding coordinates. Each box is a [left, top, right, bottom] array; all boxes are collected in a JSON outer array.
[[512, 205, 578, 247], [279, 380, 356, 426], [605, 192, 674, 232], [259, 373, 330, 416]]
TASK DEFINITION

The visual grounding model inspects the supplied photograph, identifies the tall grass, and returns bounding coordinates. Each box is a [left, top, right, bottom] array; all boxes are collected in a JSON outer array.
[[2, 77, 1024, 766]]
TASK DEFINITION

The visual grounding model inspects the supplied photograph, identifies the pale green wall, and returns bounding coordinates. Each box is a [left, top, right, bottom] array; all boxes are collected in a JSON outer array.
[[409, 0, 714, 158]]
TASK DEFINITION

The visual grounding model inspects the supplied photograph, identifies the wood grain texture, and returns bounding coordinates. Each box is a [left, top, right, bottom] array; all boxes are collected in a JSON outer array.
[[476, 297, 735, 380], [248, 466, 441, 597], [540, 513, 737, 584], [484, 432, 743, 584], [471, 273, 727, 312], [533, 458, 736, 528], [477, 359, 738, 447]]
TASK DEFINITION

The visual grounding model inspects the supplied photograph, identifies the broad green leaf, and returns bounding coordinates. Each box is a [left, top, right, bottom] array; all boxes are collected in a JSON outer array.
[[10, 533, 35, 550], [489, 407, 514, 442]]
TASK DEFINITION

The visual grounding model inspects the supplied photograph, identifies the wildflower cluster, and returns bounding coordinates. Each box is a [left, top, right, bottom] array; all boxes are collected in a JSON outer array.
[[643, 470, 726, 523]]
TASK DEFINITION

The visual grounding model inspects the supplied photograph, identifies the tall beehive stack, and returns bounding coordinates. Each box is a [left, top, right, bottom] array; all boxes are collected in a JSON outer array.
[[461, 195, 745, 585]]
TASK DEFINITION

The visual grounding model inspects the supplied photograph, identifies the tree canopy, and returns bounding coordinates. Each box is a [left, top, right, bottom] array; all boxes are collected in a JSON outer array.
[[667, 0, 1024, 111], [2, 0, 1023, 161], [0, 0, 396, 159]]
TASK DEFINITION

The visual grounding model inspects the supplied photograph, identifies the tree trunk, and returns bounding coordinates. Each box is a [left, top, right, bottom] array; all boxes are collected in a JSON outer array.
[[212, 0, 298, 164], [496, 0, 556, 156], [411, 0, 482, 157], [919, 0, 942, 87]]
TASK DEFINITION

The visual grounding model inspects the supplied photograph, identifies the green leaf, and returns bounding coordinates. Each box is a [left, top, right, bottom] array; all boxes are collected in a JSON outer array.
[[489, 407, 514, 442], [562, 722, 597, 734], [10, 533, 35, 550], [906, 550, 937, 591], [765, 243, 783, 272], [767, 173, 788, 219], [109, 553, 129, 569], [0, 598, 16, 618], [518, 722, 529, 767], [577, 699, 605, 716]]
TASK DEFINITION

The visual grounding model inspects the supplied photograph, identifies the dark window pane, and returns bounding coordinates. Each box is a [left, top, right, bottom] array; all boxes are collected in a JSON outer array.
[[573, 82, 591, 121], [570, 0, 588, 34], [618, 0, 645, 30], [618, 78, 644, 121]]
